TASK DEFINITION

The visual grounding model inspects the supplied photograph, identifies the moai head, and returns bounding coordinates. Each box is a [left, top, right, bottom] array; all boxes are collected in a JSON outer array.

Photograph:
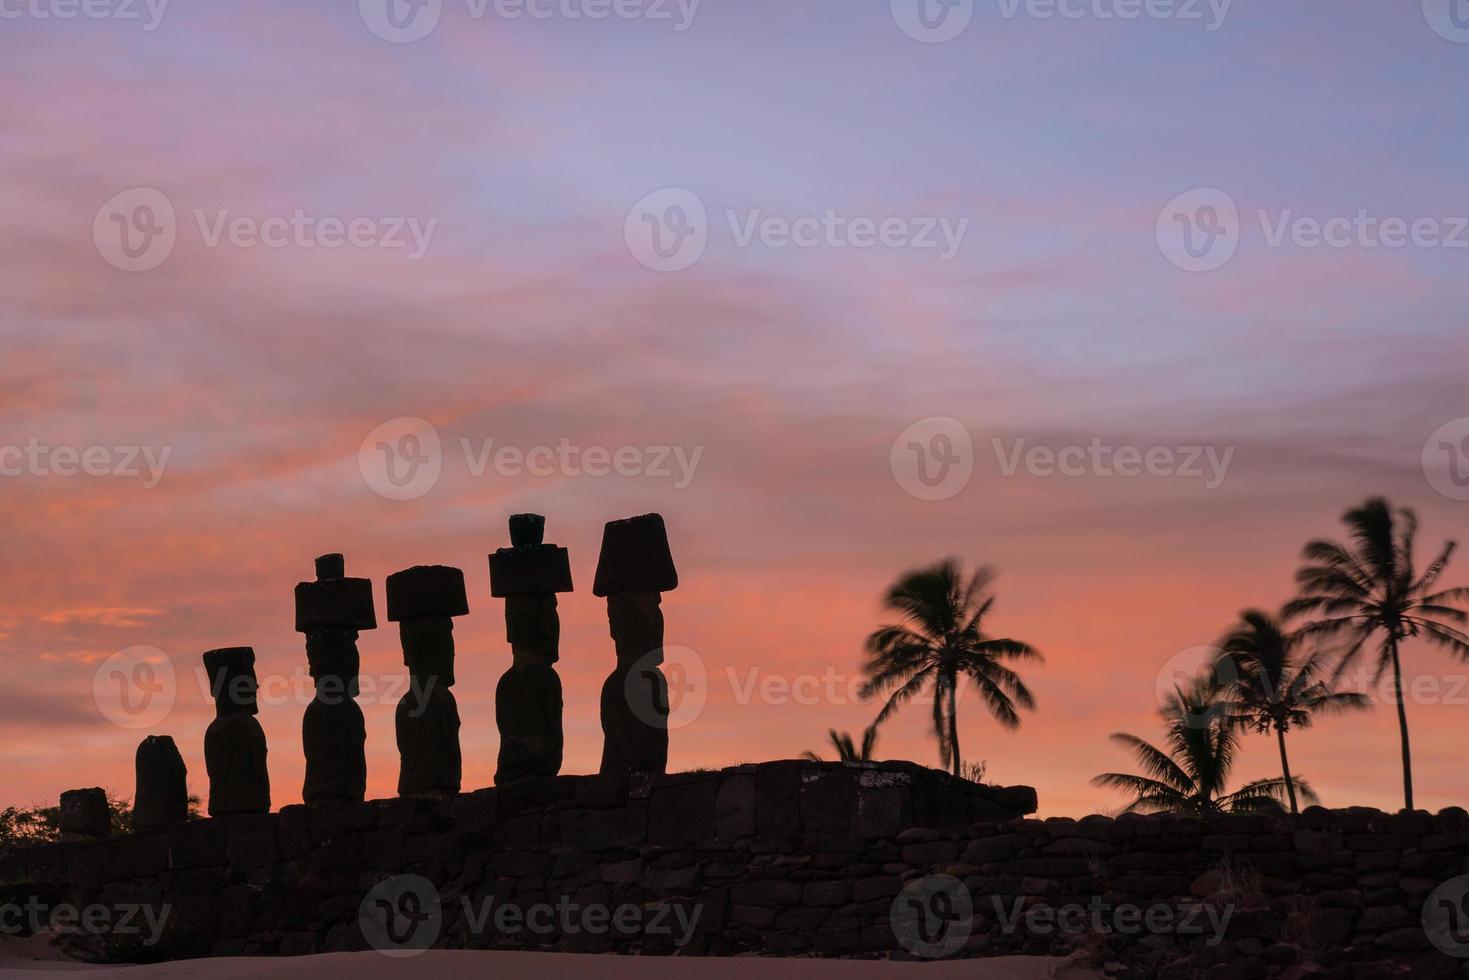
[[592, 514, 678, 598], [134, 735, 189, 835], [489, 514, 573, 666], [203, 647, 260, 718], [294, 553, 376, 694], [594, 514, 677, 665], [386, 565, 469, 685]]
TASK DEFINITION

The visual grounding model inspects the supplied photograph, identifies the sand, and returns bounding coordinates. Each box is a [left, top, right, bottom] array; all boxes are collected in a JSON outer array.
[[0, 939, 1101, 980]]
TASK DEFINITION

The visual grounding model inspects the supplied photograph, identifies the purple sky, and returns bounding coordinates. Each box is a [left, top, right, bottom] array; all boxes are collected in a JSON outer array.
[[1, 0, 1466, 816]]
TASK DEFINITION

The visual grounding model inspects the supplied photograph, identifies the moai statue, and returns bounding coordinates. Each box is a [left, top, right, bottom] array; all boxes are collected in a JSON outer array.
[[488, 514, 572, 786], [134, 735, 189, 835], [59, 788, 110, 841], [594, 514, 678, 775], [203, 647, 271, 816], [387, 565, 468, 798], [294, 554, 376, 804]]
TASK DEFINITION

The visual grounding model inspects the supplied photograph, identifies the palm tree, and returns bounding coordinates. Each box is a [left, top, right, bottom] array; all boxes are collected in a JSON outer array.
[[802, 726, 878, 763], [859, 558, 1041, 777], [1093, 673, 1317, 815], [1284, 497, 1469, 811], [1215, 610, 1370, 814]]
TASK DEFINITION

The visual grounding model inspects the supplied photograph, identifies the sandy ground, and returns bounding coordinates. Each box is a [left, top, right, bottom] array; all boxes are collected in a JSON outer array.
[[0, 938, 1101, 980]]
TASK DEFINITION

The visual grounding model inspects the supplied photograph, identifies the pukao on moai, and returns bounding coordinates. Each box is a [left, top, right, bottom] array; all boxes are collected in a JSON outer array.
[[387, 565, 468, 797], [134, 735, 189, 835], [203, 647, 271, 816], [594, 514, 678, 775], [294, 554, 376, 804], [489, 514, 572, 785]]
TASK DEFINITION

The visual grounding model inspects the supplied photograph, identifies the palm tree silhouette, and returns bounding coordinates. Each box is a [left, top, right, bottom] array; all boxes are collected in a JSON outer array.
[[1284, 497, 1469, 811], [1215, 610, 1370, 814], [802, 725, 878, 763], [859, 558, 1041, 777], [1093, 673, 1316, 814]]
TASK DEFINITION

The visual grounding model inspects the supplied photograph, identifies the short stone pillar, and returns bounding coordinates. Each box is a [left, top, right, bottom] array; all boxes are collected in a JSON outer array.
[[58, 788, 110, 841], [489, 514, 572, 786], [594, 514, 678, 775], [134, 736, 189, 835], [294, 553, 377, 804], [387, 565, 468, 798], [203, 646, 271, 816]]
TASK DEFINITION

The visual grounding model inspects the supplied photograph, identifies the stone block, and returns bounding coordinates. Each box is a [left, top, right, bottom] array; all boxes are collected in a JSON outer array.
[[592, 514, 678, 596]]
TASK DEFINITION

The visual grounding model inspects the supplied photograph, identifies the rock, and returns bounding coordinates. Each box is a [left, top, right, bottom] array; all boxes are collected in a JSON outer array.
[[59, 788, 110, 840]]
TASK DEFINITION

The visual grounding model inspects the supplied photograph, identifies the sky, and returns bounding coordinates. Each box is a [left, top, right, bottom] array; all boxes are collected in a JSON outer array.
[[1, 0, 1466, 818]]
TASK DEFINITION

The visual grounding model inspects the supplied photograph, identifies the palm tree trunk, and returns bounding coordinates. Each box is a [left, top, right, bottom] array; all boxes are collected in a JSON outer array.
[[1388, 638, 1415, 811], [1275, 726, 1299, 814], [948, 684, 960, 778]]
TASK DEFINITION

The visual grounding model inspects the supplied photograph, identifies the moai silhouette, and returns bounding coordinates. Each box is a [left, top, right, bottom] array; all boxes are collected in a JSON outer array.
[[203, 647, 271, 816], [489, 514, 572, 785], [387, 565, 468, 798], [594, 514, 678, 775], [134, 735, 188, 834], [294, 554, 376, 804], [59, 788, 110, 841]]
